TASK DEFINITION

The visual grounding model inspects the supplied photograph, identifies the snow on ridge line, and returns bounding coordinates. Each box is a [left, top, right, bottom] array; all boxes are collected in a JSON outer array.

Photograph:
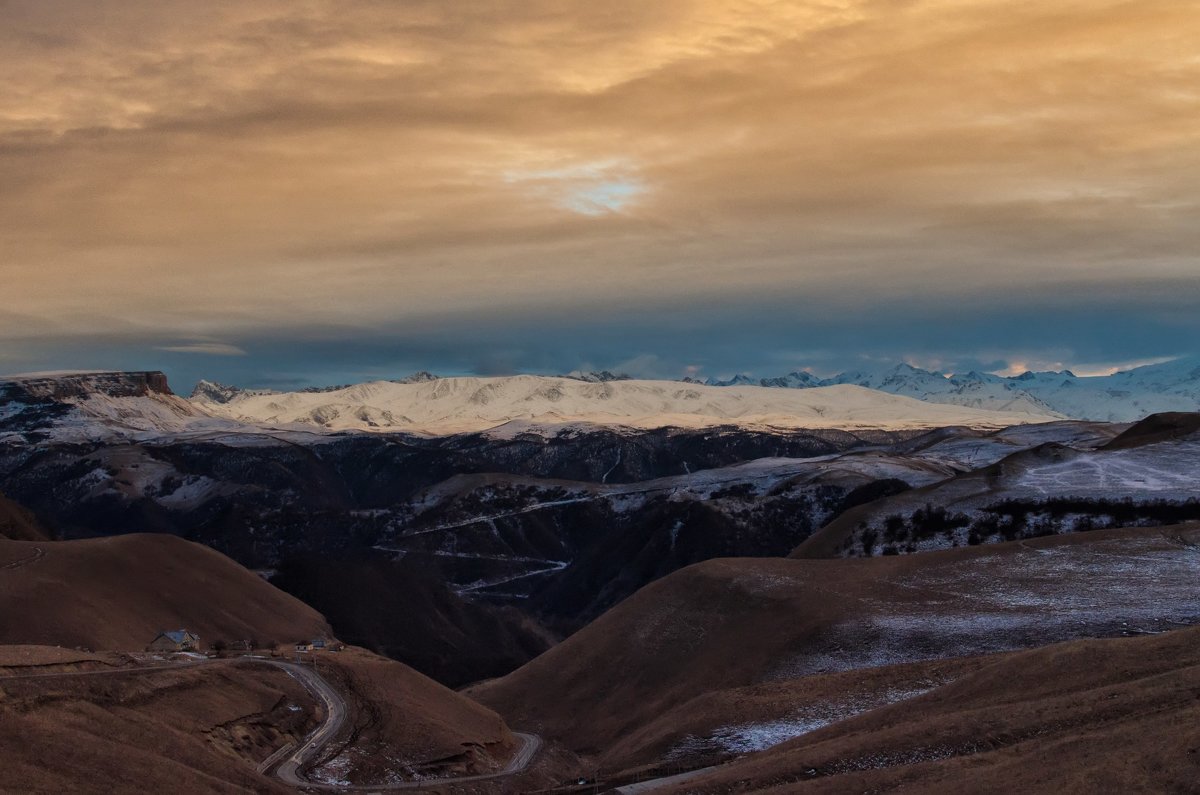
[[704, 357, 1200, 422], [192, 376, 1062, 435]]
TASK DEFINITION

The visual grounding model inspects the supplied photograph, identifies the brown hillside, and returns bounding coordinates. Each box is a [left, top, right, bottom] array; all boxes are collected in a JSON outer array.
[[470, 524, 1200, 762], [659, 627, 1200, 794], [790, 497, 889, 558], [0, 534, 331, 650], [309, 647, 520, 784], [1102, 410, 1200, 450], [0, 492, 47, 541], [0, 653, 315, 794], [0, 646, 529, 793], [271, 552, 554, 687], [599, 653, 996, 773]]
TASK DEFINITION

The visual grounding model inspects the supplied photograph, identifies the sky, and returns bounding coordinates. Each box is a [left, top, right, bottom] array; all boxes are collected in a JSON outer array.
[[2, 0, 1198, 391]]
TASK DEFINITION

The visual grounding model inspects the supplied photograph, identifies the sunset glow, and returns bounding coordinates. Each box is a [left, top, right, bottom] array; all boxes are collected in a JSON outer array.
[[2, 1, 1197, 386]]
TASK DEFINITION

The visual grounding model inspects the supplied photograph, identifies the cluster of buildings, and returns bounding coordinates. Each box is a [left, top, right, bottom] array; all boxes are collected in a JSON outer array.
[[293, 637, 342, 652], [146, 629, 200, 652], [146, 629, 341, 653]]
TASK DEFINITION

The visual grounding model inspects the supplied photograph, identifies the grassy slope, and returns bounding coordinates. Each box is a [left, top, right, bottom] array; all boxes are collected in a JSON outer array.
[[0, 533, 331, 650], [661, 627, 1200, 793], [471, 525, 1200, 765]]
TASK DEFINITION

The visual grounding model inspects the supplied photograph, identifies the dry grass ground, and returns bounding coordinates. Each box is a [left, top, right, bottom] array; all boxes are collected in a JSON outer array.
[[0, 645, 136, 676], [301, 647, 520, 785], [471, 524, 1200, 776], [0, 652, 317, 794], [601, 655, 995, 773], [0, 532, 538, 791], [0, 533, 331, 650], [0, 646, 543, 794], [657, 628, 1200, 794]]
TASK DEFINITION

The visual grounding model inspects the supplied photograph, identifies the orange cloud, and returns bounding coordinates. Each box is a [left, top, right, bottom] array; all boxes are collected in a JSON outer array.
[[0, 0, 1197, 342]]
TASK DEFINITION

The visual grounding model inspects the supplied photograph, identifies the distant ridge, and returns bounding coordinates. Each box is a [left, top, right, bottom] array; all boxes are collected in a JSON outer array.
[[186, 357, 1200, 424], [697, 357, 1200, 421], [192, 375, 1058, 435], [560, 370, 632, 383], [2, 370, 174, 399]]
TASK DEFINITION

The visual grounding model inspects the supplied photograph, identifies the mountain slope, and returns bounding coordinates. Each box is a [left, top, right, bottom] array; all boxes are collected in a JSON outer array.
[[656, 627, 1200, 794], [705, 356, 1200, 422], [793, 412, 1200, 558], [193, 376, 1058, 435], [0, 534, 331, 649], [0, 655, 314, 794], [269, 553, 554, 688], [309, 647, 521, 785], [0, 491, 46, 541], [0, 371, 238, 443], [470, 524, 1200, 764]]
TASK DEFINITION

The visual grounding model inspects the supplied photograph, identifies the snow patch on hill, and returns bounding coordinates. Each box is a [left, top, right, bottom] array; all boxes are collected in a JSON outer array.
[[668, 685, 936, 758]]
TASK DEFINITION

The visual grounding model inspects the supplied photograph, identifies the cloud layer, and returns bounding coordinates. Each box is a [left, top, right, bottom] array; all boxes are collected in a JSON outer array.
[[2, 1, 1197, 384]]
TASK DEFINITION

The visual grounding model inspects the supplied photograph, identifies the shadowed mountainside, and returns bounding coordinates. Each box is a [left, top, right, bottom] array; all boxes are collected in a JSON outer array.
[[0, 491, 46, 541], [792, 412, 1200, 559], [270, 553, 555, 687]]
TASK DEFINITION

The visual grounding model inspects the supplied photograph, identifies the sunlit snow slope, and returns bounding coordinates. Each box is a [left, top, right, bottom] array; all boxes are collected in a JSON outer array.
[[194, 376, 1060, 435]]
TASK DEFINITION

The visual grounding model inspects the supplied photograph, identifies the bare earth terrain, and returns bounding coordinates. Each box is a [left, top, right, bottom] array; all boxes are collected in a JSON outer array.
[[0, 652, 316, 794], [1, 374, 1196, 792], [653, 627, 1200, 793], [472, 524, 1200, 783], [0, 528, 547, 793], [0, 533, 331, 650]]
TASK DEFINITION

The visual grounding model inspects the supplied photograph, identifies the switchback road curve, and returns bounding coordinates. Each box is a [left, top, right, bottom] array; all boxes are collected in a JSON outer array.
[[1, 655, 541, 792]]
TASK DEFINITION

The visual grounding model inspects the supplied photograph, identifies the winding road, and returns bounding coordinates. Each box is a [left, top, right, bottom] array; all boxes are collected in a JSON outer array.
[[267, 660, 350, 788], [1, 655, 542, 792], [263, 659, 542, 790]]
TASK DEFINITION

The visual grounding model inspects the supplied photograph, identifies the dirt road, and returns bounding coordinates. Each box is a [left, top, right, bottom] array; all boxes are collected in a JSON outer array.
[[1, 655, 542, 791]]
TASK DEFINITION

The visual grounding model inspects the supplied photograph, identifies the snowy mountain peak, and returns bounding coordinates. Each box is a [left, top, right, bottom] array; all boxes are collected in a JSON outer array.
[[705, 374, 759, 387], [392, 371, 439, 384], [191, 380, 283, 403], [194, 376, 1057, 435], [1110, 355, 1200, 386], [698, 357, 1200, 422], [562, 370, 633, 383], [190, 380, 244, 404], [760, 371, 822, 388], [1, 371, 223, 442]]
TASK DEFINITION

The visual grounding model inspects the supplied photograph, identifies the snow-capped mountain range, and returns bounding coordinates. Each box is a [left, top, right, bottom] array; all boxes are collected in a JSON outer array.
[[191, 375, 1057, 435], [703, 357, 1200, 422], [6, 357, 1196, 442]]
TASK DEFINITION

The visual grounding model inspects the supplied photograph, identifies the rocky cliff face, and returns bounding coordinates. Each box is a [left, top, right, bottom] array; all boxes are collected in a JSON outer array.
[[1, 371, 174, 401], [0, 371, 220, 443]]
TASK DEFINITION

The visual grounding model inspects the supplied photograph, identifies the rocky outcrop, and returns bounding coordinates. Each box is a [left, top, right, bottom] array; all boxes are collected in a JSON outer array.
[[189, 379, 246, 403], [1, 371, 217, 442], [2, 371, 174, 401]]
